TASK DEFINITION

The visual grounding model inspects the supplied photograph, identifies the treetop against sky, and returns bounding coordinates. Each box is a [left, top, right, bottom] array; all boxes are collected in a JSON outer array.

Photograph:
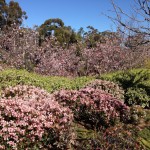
[[6, 0, 134, 31]]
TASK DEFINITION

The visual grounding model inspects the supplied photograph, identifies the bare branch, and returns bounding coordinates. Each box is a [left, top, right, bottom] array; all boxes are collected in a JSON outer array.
[[108, 0, 150, 41]]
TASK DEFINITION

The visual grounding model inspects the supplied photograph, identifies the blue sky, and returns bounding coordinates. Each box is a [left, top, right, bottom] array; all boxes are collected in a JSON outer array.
[[6, 0, 134, 32]]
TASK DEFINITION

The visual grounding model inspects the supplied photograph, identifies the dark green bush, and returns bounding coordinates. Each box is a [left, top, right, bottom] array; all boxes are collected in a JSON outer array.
[[129, 105, 147, 124], [100, 69, 150, 108], [126, 88, 149, 108], [138, 127, 150, 150]]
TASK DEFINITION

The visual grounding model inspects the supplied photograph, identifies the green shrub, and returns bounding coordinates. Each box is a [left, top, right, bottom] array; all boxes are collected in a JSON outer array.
[[138, 127, 150, 150], [144, 58, 150, 69], [0, 69, 94, 94], [73, 123, 144, 150], [100, 69, 150, 108], [129, 105, 147, 124], [126, 88, 149, 108]]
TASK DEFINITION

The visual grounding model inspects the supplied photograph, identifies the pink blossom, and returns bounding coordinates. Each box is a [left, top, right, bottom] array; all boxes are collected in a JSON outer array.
[[0, 85, 73, 149]]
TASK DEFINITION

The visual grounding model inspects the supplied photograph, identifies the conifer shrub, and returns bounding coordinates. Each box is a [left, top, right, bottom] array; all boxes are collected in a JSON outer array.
[[0, 85, 73, 150], [100, 69, 150, 108], [126, 88, 149, 108], [54, 87, 130, 129], [72, 123, 143, 150]]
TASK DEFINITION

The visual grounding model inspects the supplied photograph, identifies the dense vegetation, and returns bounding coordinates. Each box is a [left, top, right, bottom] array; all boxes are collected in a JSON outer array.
[[100, 69, 150, 108], [0, 0, 150, 149], [0, 69, 149, 149]]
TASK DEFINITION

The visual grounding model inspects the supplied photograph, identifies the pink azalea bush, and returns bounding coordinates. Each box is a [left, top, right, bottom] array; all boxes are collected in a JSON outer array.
[[54, 87, 130, 129], [0, 85, 73, 149], [83, 79, 124, 100]]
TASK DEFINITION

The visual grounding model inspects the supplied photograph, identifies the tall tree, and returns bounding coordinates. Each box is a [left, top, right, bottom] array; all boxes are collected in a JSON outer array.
[[77, 27, 85, 41], [0, 0, 27, 28], [39, 18, 78, 47], [39, 18, 64, 37]]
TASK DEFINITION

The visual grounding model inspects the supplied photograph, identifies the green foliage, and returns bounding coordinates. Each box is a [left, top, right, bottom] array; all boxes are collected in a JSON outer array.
[[138, 127, 150, 149], [0, 0, 27, 28], [38, 18, 78, 47], [129, 105, 147, 124], [39, 18, 64, 37], [126, 88, 149, 107], [100, 69, 150, 108], [138, 127, 150, 141], [99, 70, 122, 81], [84, 26, 101, 48], [140, 139, 150, 150], [0, 69, 94, 94], [144, 58, 150, 69], [72, 123, 104, 150]]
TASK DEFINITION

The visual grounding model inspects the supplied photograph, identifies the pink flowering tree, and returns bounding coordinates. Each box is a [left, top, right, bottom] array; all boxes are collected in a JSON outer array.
[[0, 25, 149, 76]]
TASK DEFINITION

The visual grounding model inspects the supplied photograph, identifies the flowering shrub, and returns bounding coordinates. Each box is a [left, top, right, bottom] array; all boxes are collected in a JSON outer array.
[[0, 25, 39, 72], [34, 40, 147, 76], [54, 87, 130, 129], [0, 85, 73, 149], [83, 79, 124, 100]]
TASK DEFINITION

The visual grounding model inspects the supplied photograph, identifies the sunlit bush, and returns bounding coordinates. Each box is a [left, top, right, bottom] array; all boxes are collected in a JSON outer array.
[[0, 85, 73, 149], [0, 69, 93, 93]]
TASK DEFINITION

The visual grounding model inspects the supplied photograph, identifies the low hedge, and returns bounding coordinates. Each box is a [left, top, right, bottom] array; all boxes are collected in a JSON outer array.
[[0, 69, 94, 93]]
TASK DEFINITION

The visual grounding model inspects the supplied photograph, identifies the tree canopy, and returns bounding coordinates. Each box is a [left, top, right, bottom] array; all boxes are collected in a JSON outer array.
[[0, 0, 27, 28], [38, 18, 78, 47]]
